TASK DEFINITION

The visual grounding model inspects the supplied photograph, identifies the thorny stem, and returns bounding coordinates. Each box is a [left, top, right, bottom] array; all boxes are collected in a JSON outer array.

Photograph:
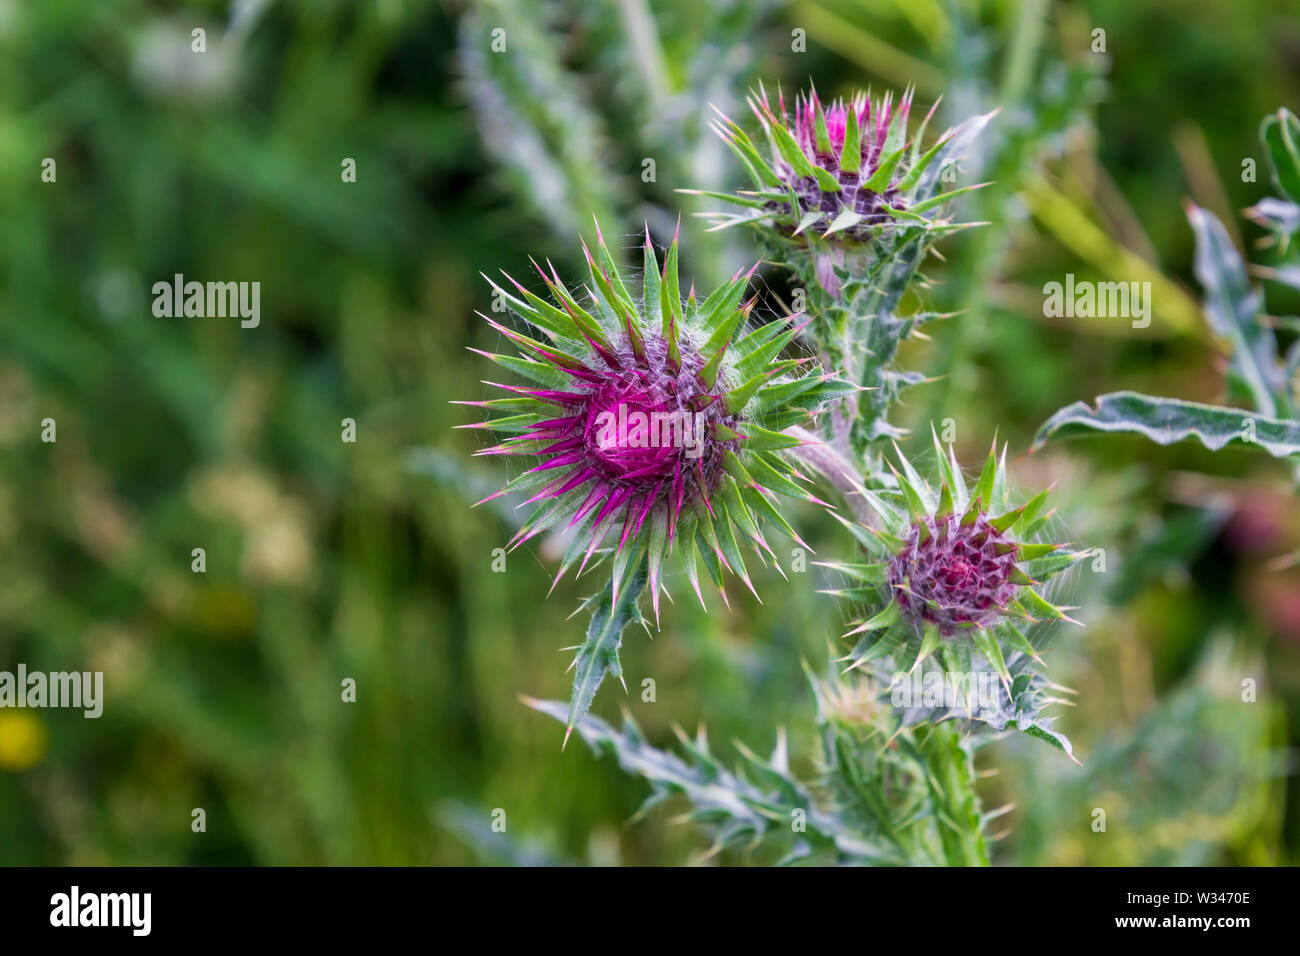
[[797, 236, 934, 471], [794, 257, 994, 866], [920, 721, 991, 866], [751, 106, 998, 865]]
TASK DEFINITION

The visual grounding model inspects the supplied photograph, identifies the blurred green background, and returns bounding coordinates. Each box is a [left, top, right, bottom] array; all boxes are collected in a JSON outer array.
[[1, 0, 1297, 865]]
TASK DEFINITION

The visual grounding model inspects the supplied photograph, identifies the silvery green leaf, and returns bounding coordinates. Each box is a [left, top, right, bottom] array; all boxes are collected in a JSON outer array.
[[526, 699, 901, 864], [1258, 263, 1300, 292], [1244, 197, 1300, 240], [1186, 202, 1279, 414], [435, 800, 575, 867], [1034, 391, 1300, 460]]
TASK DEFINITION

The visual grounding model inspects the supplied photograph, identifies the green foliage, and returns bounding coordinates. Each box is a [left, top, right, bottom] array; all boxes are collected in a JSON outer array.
[[1261, 108, 1300, 205], [1003, 641, 1282, 866], [527, 696, 902, 864], [1034, 391, 1300, 459], [1036, 116, 1300, 472], [457, 0, 778, 287], [459, 0, 622, 240], [1186, 204, 1278, 414], [529, 662, 1008, 866]]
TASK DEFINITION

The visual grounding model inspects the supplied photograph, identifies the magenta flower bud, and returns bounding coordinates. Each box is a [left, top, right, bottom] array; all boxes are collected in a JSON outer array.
[[703, 84, 930, 248], [787, 89, 911, 231], [889, 512, 1020, 636]]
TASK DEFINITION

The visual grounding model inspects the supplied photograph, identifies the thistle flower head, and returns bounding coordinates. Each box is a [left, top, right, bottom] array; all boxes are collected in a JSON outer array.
[[695, 85, 994, 298], [700, 83, 952, 245], [784, 88, 913, 235], [818, 429, 1088, 681], [459, 222, 854, 618], [888, 510, 1021, 637]]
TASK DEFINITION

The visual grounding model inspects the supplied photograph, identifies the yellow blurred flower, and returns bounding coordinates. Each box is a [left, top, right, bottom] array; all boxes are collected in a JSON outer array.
[[0, 712, 48, 771]]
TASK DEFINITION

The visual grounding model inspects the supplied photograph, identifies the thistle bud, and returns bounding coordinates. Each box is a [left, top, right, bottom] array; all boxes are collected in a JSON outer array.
[[817, 430, 1088, 681], [703, 84, 931, 239], [696, 84, 993, 297]]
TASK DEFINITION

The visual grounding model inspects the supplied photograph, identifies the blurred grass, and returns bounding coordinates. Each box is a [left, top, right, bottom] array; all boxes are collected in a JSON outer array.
[[0, 0, 1297, 864]]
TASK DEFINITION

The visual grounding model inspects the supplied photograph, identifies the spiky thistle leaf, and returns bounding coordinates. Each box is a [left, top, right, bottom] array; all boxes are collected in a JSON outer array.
[[524, 697, 902, 864], [561, 556, 649, 740]]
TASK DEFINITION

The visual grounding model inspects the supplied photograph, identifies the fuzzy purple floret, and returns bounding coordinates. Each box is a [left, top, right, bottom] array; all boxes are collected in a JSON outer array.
[[517, 331, 740, 546], [888, 513, 1019, 636], [777, 93, 913, 237]]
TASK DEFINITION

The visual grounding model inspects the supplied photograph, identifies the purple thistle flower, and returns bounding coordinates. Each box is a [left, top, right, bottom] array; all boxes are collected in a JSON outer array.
[[458, 223, 856, 619]]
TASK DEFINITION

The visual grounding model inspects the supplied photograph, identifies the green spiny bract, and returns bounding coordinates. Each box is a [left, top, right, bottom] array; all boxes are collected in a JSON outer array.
[[692, 83, 992, 297], [816, 431, 1089, 755], [459, 222, 854, 618]]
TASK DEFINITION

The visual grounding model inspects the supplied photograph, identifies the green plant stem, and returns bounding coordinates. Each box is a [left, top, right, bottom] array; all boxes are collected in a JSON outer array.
[[919, 721, 990, 866]]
